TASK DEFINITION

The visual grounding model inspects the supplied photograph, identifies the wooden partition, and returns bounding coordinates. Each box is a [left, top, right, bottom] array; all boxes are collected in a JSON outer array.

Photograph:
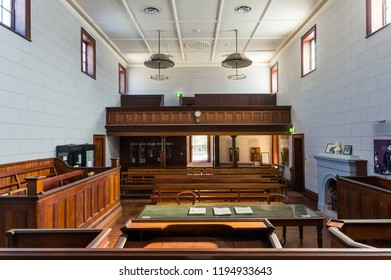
[[121, 94, 164, 106], [0, 158, 122, 247], [1, 248, 391, 259], [337, 176, 391, 219], [327, 219, 391, 248], [6, 228, 111, 248]]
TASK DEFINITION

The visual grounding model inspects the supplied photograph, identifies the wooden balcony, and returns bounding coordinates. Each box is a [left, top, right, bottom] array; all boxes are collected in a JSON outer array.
[[105, 106, 292, 136]]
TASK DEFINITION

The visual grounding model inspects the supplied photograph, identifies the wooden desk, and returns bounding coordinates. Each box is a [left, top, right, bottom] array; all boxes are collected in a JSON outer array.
[[116, 218, 281, 249], [137, 204, 325, 248]]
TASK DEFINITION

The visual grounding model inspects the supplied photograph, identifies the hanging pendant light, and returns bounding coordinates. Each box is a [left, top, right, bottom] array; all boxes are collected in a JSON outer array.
[[228, 67, 246, 80], [151, 66, 169, 81], [144, 30, 175, 69], [222, 29, 252, 69]]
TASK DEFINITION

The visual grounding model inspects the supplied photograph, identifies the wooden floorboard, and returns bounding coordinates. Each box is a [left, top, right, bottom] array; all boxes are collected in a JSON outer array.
[[107, 191, 332, 248]]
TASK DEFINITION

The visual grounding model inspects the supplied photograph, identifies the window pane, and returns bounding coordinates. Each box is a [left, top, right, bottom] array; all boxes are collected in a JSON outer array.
[[192, 136, 208, 162], [2, 10, 11, 27], [3, 0, 12, 11]]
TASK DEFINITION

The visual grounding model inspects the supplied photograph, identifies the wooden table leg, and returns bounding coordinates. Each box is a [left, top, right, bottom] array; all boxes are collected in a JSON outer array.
[[316, 223, 323, 248]]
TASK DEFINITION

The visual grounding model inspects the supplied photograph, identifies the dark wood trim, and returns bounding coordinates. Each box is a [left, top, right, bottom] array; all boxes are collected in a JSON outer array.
[[271, 62, 278, 94], [106, 106, 292, 136], [93, 134, 106, 167], [304, 188, 318, 204], [301, 25, 316, 77], [1, 248, 391, 260], [292, 134, 305, 192], [366, 0, 372, 36], [0, 0, 31, 41], [118, 63, 126, 95], [81, 27, 96, 79]]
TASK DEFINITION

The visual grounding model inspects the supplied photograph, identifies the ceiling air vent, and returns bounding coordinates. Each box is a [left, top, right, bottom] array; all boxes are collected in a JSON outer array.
[[185, 41, 211, 50]]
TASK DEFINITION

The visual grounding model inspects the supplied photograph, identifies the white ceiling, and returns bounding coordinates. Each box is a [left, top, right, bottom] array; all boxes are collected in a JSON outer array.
[[69, 0, 327, 67]]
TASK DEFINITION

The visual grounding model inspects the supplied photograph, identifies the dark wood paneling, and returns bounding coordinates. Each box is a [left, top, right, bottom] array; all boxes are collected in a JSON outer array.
[[194, 94, 276, 106], [106, 106, 292, 136], [121, 95, 164, 106], [0, 159, 121, 247], [337, 176, 391, 219]]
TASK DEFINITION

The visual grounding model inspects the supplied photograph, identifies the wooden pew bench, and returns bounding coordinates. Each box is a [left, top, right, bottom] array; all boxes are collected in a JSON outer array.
[[151, 176, 286, 203], [41, 169, 84, 191], [0, 163, 57, 196], [121, 166, 287, 199], [120, 168, 202, 197]]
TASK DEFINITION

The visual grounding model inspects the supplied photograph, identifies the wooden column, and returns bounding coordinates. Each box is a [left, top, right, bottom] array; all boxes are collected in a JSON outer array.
[[110, 158, 120, 168], [160, 137, 166, 168], [214, 136, 220, 167], [232, 135, 238, 168], [25, 176, 46, 195]]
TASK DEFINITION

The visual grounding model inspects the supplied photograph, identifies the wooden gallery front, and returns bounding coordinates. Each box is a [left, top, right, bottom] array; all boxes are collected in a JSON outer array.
[[106, 94, 292, 171]]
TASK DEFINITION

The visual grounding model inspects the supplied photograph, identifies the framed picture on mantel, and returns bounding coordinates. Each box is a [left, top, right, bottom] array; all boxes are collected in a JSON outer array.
[[325, 143, 335, 153], [343, 145, 352, 155]]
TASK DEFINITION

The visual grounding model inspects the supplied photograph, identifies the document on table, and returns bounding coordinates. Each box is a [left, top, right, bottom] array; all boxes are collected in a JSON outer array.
[[188, 207, 206, 215], [213, 207, 232, 216], [234, 206, 253, 215]]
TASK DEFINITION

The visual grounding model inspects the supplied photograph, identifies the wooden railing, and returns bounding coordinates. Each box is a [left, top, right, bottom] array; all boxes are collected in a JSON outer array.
[[0, 158, 122, 247], [105, 106, 292, 136]]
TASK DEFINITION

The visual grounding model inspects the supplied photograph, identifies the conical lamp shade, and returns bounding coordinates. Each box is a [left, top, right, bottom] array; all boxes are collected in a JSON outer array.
[[145, 30, 175, 69], [222, 53, 252, 68], [144, 54, 174, 69]]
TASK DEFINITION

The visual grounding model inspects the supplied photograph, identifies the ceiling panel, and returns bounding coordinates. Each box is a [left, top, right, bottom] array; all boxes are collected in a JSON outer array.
[[71, 0, 327, 66], [247, 38, 285, 51], [264, 0, 320, 20], [176, 0, 219, 21], [179, 22, 216, 39], [98, 22, 140, 38], [218, 21, 258, 38], [76, 0, 131, 22], [256, 20, 302, 37], [112, 40, 149, 52]]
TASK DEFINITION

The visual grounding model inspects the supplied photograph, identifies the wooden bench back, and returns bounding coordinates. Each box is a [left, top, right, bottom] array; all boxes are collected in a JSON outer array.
[[0, 159, 57, 195]]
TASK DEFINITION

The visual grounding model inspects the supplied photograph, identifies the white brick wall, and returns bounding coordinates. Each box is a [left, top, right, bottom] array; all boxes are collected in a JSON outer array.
[[273, 0, 391, 193], [0, 0, 125, 164]]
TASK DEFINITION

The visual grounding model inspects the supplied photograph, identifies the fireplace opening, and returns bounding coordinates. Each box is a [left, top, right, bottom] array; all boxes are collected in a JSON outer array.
[[327, 179, 337, 211]]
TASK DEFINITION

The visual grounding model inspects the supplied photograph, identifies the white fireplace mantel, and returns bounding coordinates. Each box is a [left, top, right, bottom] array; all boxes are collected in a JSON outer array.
[[314, 153, 361, 218]]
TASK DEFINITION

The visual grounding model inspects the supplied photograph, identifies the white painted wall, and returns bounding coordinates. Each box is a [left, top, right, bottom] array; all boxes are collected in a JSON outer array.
[[273, 0, 391, 193], [0, 0, 125, 164], [128, 65, 270, 106]]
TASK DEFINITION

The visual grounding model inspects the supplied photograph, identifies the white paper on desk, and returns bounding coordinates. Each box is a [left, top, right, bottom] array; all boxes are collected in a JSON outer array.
[[234, 206, 253, 215], [188, 207, 206, 215], [213, 207, 232, 216]]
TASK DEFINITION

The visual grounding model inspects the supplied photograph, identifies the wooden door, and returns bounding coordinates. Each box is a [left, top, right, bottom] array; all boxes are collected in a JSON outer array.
[[93, 134, 106, 167], [292, 134, 305, 192]]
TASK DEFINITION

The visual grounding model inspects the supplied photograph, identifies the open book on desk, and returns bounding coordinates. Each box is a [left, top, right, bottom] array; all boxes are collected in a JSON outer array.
[[234, 206, 253, 215], [213, 207, 232, 216], [188, 207, 206, 215]]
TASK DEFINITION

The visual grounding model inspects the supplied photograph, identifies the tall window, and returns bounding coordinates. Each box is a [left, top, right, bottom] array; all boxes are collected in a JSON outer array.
[[271, 62, 278, 94], [191, 136, 209, 162], [119, 63, 127, 95], [301, 25, 316, 77], [367, 0, 391, 35], [0, 0, 30, 40], [81, 28, 96, 79]]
